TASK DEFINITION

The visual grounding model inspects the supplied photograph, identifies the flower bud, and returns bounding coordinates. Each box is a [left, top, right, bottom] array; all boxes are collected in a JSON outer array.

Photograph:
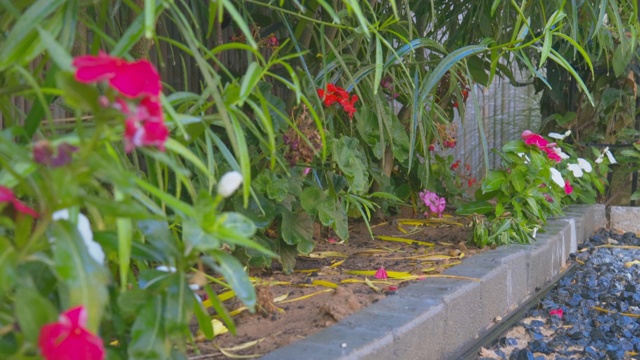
[[217, 171, 243, 198]]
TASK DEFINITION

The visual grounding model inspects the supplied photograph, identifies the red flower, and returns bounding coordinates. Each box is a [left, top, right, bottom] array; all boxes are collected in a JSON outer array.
[[317, 84, 358, 118], [0, 186, 38, 218], [428, 144, 435, 151], [467, 178, 477, 187], [549, 308, 563, 318], [543, 147, 563, 163], [451, 160, 461, 170], [564, 181, 573, 195], [73, 52, 161, 98], [374, 266, 388, 280], [38, 306, 105, 360]]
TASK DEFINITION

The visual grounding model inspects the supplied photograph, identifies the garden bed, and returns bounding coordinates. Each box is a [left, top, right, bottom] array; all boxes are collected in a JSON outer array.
[[190, 207, 485, 358], [188, 205, 604, 359]]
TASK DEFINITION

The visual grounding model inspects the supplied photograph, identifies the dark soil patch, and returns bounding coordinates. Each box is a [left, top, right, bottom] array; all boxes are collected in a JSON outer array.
[[191, 208, 483, 359]]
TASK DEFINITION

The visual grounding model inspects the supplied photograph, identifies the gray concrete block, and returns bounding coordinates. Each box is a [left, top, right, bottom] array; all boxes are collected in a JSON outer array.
[[526, 232, 556, 292], [443, 256, 509, 330], [363, 298, 445, 360], [610, 206, 640, 233], [480, 245, 529, 308]]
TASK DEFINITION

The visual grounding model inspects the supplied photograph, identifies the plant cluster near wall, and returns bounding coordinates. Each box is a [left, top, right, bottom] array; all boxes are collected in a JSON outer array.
[[0, 0, 635, 358]]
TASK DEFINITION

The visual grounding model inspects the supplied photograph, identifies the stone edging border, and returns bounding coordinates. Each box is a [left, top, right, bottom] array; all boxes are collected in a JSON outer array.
[[260, 204, 605, 360]]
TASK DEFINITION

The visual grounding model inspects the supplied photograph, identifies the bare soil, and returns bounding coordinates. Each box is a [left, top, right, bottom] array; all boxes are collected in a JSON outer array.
[[190, 208, 485, 359]]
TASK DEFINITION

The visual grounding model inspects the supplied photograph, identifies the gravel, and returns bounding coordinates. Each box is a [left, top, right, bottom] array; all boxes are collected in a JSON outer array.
[[478, 228, 640, 360]]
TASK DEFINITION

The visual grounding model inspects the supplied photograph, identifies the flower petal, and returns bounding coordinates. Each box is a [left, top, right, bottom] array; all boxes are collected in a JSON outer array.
[[374, 266, 388, 280], [109, 60, 162, 98], [567, 163, 583, 178], [550, 168, 565, 188], [218, 171, 243, 198], [577, 158, 592, 173]]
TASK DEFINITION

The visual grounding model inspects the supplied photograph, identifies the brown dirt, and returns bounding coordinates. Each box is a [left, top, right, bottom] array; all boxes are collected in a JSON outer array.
[[190, 208, 487, 359]]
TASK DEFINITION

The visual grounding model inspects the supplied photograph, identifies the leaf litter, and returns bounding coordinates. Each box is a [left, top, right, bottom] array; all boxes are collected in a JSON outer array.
[[189, 209, 489, 358]]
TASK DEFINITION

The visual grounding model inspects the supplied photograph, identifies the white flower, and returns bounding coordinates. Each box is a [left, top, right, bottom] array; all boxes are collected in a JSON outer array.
[[549, 146, 570, 160], [52, 209, 105, 264], [605, 148, 617, 164], [532, 226, 539, 239], [595, 147, 617, 164], [189, 283, 203, 304], [217, 171, 243, 198], [549, 168, 565, 188], [577, 158, 592, 173], [567, 163, 583, 177], [548, 130, 571, 140], [156, 265, 177, 273], [517, 152, 530, 164]]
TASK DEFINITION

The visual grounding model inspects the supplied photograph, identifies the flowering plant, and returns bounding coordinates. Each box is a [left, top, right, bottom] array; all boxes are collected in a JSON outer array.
[[457, 130, 609, 246], [0, 51, 272, 360]]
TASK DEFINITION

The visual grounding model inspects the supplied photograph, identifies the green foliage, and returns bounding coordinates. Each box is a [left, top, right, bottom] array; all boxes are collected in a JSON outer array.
[[459, 132, 609, 246]]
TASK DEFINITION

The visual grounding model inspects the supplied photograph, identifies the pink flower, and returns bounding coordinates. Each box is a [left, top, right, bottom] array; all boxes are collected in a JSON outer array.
[[419, 190, 446, 218], [38, 306, 105, 360], [73, 51, 161, 98], [374, 266, 388, 280], [544, 193, 554, 202], [521, 130, 548, 148], [564, 180, 573, 195], [124, 117, 169, 153], [33, 141, 77, 168], [549, 308, 563, 318], [0, 186, 38, 218]]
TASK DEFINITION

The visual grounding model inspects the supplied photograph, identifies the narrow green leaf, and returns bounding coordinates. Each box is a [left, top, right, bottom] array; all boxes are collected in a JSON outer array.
[[203, 252, 256, 309]]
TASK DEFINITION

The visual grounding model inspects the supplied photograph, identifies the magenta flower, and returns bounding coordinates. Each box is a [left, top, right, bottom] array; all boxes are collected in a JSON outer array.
[[0, 186, 38, 218], [73, 51, 161, 98], [549, 308, 563, 318], [33, 141, 77, 168], [564, 181, 573, 195], [521, 130, 548, 148], [419, 190, 446, 218], [374, 266, 388, 280], [38, 306, 105, 360], [124, 116, 169, 153]]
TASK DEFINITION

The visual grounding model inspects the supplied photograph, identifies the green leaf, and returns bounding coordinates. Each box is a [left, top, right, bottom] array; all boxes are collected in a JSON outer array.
[[280, 208, 314, 246], [277, 240, 298, 275], [183, 218, 220, 251], [15, 287, 58, 343], [163, 273, 192, 334], [55, 71, 100, 113], [510, 171, 525, 192], [50, 221, 109, 332], [219, 212, 257, 239], [203, 284, 236, 335], [128, 295, 170, 360], [204, 252, 256, 309], [612, 40, 632, 78], [502, 140, 528, 154], [239, 63, 263, 105], [332, 137, 369, 194], [456, 201, 494, 215], [137, 220, 180, 259], [37, 26, 72, 71], [418, 44, 487, 105], [0, 0, 65, 71], [482, 171, 507, 193]]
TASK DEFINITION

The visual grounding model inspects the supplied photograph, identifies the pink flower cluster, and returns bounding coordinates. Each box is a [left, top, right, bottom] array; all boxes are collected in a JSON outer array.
[[73, 52, 168, 152], [419, 190, 446, 218], [521, 130, 565, 163], [317, 84, 358, 119]]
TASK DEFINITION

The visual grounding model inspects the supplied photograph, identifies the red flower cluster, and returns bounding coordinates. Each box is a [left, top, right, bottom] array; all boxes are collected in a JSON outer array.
[[467, 178, 477, 187], [73, 52, 168, 152], [443, 140, 457, 148], [521, 130, 562, 163], [0, 186, 38, 218], [38, 306, 105, 360], [450, 159, 461, 170], [317, 84, 358, 119]]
